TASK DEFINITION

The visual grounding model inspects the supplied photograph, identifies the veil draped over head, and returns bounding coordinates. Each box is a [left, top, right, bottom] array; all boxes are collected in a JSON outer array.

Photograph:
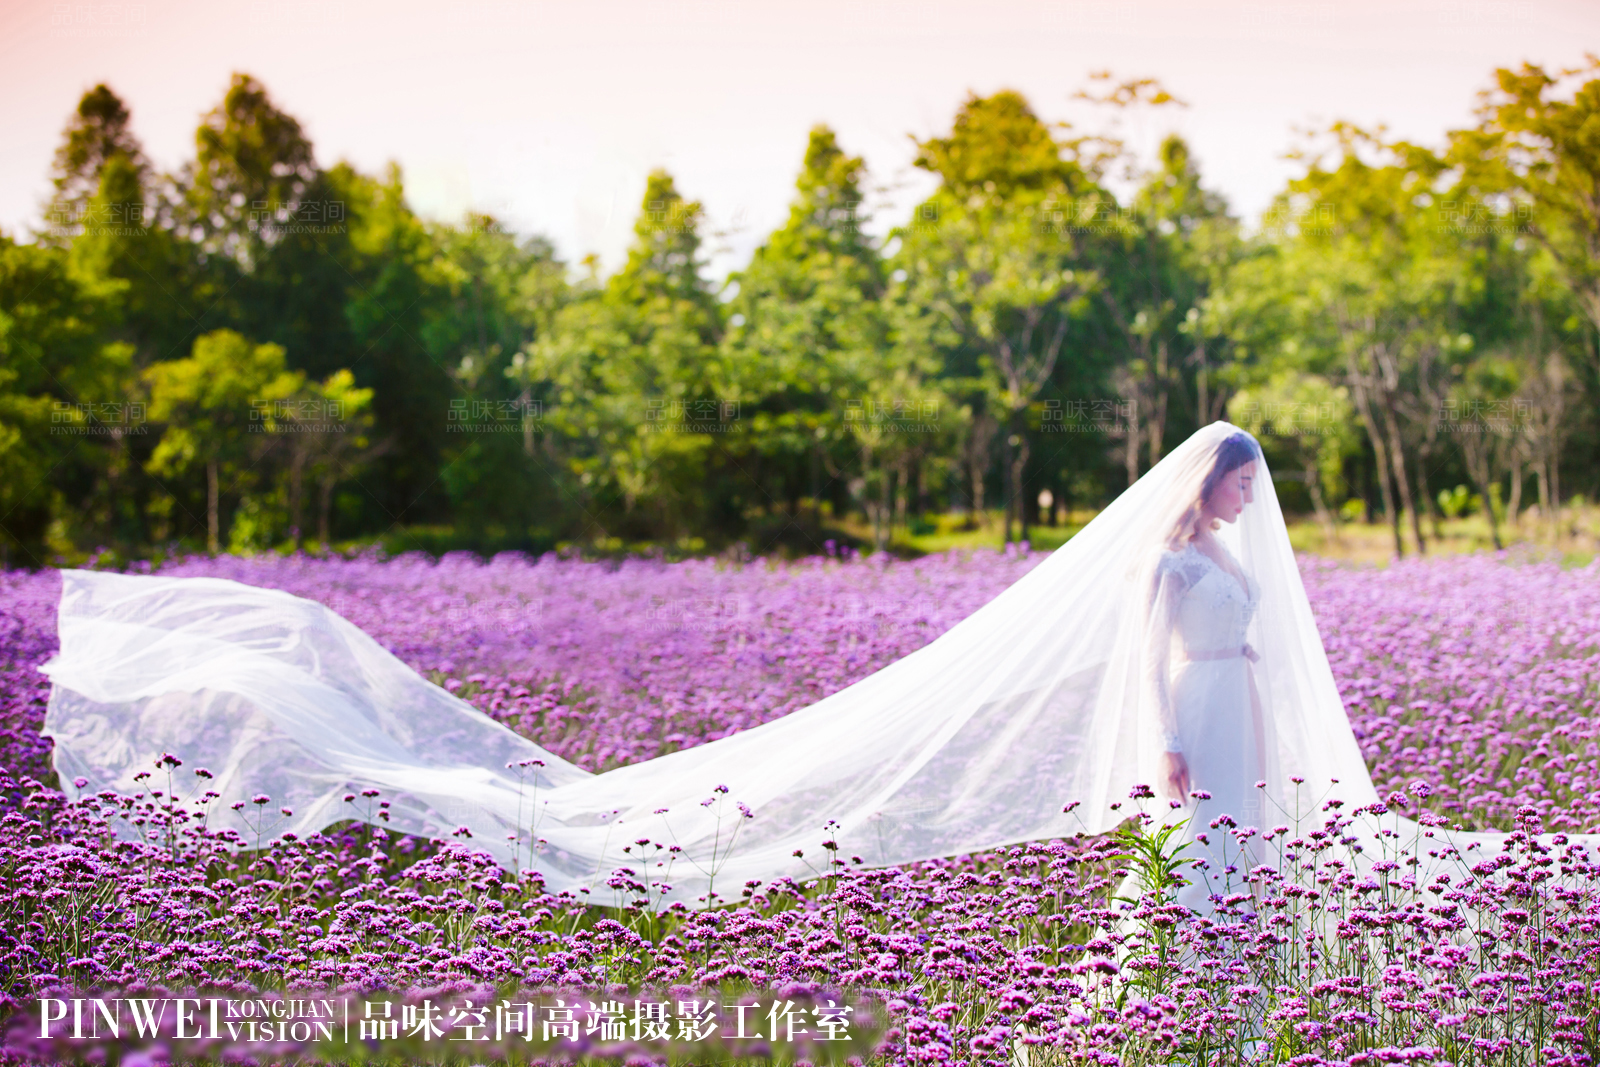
[[39, 423, 1537, 909]]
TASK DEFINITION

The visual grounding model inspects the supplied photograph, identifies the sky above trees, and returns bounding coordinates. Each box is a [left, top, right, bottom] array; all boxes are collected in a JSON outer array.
[[1, 0, 1596, 277]]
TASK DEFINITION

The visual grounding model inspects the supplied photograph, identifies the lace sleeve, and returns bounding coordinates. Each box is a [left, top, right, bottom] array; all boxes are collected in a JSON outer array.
[[1145, 551, 1192, 755]]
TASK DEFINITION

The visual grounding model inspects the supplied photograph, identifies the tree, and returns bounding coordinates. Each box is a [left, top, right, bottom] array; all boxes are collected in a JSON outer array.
[[1249, 128, 1484, 556], [280, 369, 380, 550], [1063, 76, 1238, 480], [901, 91, 1098, 543], [1094, 132, 1239, 480], [144, 329, 304, 552], [179, 73, 318, 269], [44, 84, 150, 244], [437, 215, 568, 457], [1450, 353, 1520, 549], [0, 235, 126, 560], [722, 126, 899, 547], [914, 90, 1082, 198], [324, 162, 457, 532], [1228, 372, 1358, 545], [1450, 56, 1600, 337], [525, 170, 723, 541], [430, 215, 570, 548]]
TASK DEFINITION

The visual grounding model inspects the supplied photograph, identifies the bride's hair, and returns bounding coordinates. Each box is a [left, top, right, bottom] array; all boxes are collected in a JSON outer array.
[[1167, 431, 1262, 547]]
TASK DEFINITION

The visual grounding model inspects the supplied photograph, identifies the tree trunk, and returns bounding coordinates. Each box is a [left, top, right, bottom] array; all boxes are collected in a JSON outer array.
[[206, 457, 220, 555], [1536, 462, 1552, 543], [521, 386, 535, 457], [1544, 459, 1561, 544], [967, 415, 994, 530], [1346, 362, 1402, 557], [289, 451, 306, 552], [882, 464, 895, 551], [1508, 461, 1523, 529], [810, 442, 822, 527], [912, 456, 926, 522], [894, 457, 909, 533], [1009, 421, 1030, 547], [1001, 431, 1014, 545], [1460, 431, 1503, 551], [889, 463, 902, 550], [1147, 340, 1169, 469], [1305, 464, 1339, 546], [1552, 452, 1562, 543], [1122, 398, 1140, 489], [1379, 399, 1425, 555], [1416, 447, 1441, 543], [318, 477, 335, 548]]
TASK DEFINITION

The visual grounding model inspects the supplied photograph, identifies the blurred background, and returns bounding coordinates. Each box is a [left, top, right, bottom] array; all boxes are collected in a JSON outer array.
[[1, 0, 1598, 565]]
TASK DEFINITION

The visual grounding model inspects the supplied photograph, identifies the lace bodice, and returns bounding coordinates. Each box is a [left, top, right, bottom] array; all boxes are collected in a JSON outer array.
[[1158, 542, 1259, 654]]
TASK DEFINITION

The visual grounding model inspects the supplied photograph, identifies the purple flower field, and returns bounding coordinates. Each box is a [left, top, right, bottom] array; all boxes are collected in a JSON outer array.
[[4, 547, 1600, 1066]]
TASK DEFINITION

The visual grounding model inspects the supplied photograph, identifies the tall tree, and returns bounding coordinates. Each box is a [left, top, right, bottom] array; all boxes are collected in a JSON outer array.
[[435, 215, 570, 548], [525, 170, 723, 541], [1095, 132, 1238, 479], [0, 236, 128, 560], [179, 73, 318, 270], [1240, 128, 1481, 556], [53, 91, 204, 373], [901, 90, 1098, 543], [319, 161, 455, 533], [1450, 57, 1600, 338], [144, 329, 304, 552], [722, 126, 903, 547], [279, 369, 380, 550], [44, 84, 150, 244]]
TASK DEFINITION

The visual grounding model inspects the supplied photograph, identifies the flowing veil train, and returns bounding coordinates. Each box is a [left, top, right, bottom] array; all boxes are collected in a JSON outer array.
[[38, 422, 1585, 910]]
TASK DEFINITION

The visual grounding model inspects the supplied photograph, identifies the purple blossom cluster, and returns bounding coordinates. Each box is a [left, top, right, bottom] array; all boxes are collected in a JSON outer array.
[[1, 546, 1599, 1067]]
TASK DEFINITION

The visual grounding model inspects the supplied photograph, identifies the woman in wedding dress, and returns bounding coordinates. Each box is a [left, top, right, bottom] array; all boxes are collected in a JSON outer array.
[[1144, 431, 1269, 911], [38, 423, 1548, 911]]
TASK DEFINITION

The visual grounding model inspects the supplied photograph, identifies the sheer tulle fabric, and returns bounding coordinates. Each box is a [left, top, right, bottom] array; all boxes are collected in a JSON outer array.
[[39, 422, 1574, 910]]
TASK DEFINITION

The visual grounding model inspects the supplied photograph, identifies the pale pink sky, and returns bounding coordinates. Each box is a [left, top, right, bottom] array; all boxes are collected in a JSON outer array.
[[2, 0, 1595, 277]]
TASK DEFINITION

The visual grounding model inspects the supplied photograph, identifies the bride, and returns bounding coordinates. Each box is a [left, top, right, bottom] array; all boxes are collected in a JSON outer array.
[[1144, 430, 1272, 911], [36, 423, 1527, 910]]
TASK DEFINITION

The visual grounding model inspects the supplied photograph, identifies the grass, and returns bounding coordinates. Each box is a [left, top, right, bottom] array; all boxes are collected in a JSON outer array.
[[70, 500, 1600, 570], [836, 503, 1600, 566], [1283, 504, 1600, 565]]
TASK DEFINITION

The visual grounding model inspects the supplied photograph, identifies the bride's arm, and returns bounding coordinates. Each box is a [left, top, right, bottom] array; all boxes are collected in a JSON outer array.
[[1145, 559, 1189, 799]]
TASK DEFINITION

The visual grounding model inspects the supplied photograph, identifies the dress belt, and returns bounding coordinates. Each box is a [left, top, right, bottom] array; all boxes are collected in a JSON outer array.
[[1185, 643, 1261, 663]]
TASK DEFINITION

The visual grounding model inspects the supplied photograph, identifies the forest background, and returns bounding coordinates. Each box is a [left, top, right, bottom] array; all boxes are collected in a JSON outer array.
[[4, 58, 1599, 565]]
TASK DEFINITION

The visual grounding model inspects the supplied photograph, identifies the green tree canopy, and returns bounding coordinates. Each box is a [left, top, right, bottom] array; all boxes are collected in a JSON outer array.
[[525, 170, 722, 539], [145, 328, 304, 552], [45, 83, 150, 242]]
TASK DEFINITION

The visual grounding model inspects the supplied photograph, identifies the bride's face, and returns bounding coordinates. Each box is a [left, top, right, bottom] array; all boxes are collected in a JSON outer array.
[[1208, 460, 1257, 523]]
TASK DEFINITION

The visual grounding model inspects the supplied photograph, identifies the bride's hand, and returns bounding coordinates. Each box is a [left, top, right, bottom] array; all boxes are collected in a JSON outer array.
[[1164, 752, 1190, 802]]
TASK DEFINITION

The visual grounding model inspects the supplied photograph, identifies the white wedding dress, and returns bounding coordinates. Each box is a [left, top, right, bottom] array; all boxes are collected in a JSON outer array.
[[1150, 542, 1267, 910], [38, 423, 1582, 910]]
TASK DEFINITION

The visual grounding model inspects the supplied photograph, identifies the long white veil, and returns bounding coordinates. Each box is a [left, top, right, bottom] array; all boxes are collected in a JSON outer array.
[[38, 422, 1554, 909]]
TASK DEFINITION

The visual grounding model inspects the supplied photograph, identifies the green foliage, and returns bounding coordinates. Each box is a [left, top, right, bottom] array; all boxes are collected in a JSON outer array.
[[1449, 55, 1600, 333], [180, 72, 318, 268], [0, 234, 131, 561], [5, 65, 1600, 562], [914, 90, 1084, 198], [45, 82, 150, 243], [145, 329, 304, 552], [1437, 484, 1472, 519], [525, 170, 724, 540]]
